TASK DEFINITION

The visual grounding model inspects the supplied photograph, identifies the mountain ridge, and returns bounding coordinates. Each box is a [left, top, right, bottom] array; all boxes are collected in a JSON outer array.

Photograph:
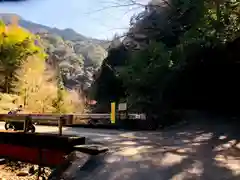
[[0, 13, 110, 90], [0, 13, 109, 46]]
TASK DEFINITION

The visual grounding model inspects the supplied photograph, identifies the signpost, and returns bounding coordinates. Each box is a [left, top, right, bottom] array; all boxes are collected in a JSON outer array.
[[118, 103, 127, 111], [110, 102, 116, 124], [58, 116, 63, 136], [118, 102, 128, 120]]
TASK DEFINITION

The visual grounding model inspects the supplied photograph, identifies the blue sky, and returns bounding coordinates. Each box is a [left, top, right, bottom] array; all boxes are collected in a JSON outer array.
[[0, 0, 147, 39]]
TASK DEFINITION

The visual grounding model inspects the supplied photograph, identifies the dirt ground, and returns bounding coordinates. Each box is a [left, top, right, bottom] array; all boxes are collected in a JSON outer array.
[[0, 161, 51, 180], [0, 113, 239, 180], [57, 119, 240, 180]]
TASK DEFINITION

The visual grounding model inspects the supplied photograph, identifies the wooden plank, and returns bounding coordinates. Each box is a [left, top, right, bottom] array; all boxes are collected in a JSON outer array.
[[0, 131, 85, 149], [0, 132, 85, 166], [74, 145, 108, 155]]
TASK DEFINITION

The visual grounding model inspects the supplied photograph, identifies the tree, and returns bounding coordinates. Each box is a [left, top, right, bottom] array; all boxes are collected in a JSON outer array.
[[123, 0, 240, 113], [86, 45, 107, 67], [89, 41, 128, 112], [0, 20, 44, 93], [12, 56, 56, 112], [13, 55, 85, 113], [92, 0, 240, 118]]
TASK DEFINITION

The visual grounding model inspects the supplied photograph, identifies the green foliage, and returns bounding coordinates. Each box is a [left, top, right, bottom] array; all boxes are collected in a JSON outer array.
[[118, 41, 175, 112], [92, 0, 240, 116]]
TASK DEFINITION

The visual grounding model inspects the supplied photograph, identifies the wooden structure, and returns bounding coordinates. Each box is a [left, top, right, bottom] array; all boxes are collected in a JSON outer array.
[[0, 131, 86, 166], [0, 113, 108, 180]]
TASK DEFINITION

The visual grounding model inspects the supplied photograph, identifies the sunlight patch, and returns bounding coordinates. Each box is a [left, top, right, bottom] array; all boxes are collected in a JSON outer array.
[[110, 168, 137, 180], [192, 142, 201, 146], [176, 147, 194, 154], [193, 133, 213, 142], [236, 142, 240, 149], [114, 145, 152, 157], [219, 135, 227, 140], [103, 137, 113, 140], [119, 133, 137, 138], [215, 155, 240, 175], [215, 140, 238, 151], [114, 141, 137, 145], [119, 133, 147, 139], [105, 155, 122, 163], [188, 160, 204, 175], [223, 140, 237, 148], [170, 160, 203, 180], [182, 139, 191, 143], [157, 152, 187, 167]]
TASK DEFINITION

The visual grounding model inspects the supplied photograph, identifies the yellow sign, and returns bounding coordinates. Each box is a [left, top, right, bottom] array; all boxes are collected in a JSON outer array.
[[110, 102, 116, 124]]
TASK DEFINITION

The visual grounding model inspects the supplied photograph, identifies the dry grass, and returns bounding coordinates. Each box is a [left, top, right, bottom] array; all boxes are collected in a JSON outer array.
[[0, 93, 21, 113]]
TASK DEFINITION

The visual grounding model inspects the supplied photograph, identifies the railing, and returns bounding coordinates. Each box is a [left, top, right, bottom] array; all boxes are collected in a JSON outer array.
[[72, 113, 146, 121], [72, 113, 146, 119], [0, 113, 65, 135], [0, 112, 147, 127]]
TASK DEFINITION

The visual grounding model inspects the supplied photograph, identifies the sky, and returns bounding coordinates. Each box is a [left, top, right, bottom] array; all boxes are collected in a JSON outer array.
[[0, 0, 148, 40]]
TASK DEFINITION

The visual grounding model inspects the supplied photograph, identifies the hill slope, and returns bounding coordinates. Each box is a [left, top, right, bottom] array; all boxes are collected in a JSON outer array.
[[0, 13, 109, 91]]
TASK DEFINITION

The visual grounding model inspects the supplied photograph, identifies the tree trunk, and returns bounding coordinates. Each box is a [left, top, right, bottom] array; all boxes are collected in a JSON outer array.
[[4, 75, 9, 93]]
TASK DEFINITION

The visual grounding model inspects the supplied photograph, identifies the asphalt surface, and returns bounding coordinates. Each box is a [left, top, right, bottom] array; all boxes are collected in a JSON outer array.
[[0, 122, 239, 180]]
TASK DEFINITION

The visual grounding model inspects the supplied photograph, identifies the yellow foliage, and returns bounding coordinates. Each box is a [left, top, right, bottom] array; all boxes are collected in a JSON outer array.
[[0, 19, 45, 59], [1, 23, 30, 44], [67, 90, 85, 113], [13, 56, 53, 112], [0, 19, 85, 114], [0, 20, 46, 93], [12, 55, 85, 114], [56, 89, 85, 114]]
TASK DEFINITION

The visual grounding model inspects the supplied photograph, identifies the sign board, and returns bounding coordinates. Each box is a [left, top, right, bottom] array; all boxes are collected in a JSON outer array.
[[135, 114, 141, 119], [118, 103, 127, 111]]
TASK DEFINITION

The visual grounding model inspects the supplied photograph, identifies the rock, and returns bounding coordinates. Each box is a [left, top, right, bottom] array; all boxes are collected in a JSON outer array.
[[39, 176, 46, 180], [0, 159, 6, 165], [28, 166, 35, 175], [16, 171, 29, 176]]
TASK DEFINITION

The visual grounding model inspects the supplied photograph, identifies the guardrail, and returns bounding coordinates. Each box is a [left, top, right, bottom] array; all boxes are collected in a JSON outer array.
[[72, 113, 146, 119], [72, 113, 146, 123], [0, 113, 147, 126], [0, 113, 65, 135]]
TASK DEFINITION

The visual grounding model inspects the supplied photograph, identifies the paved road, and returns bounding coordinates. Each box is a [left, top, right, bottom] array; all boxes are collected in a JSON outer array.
[[0, 122, 239, 180]]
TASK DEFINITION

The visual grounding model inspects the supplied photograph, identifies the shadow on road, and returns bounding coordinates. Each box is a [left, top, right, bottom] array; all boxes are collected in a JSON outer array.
[[46, 121, 240, 180]]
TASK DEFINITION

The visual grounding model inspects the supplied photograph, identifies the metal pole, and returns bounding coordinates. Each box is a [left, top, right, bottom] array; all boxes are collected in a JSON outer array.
[[23, 116, 28, 132], [58, 116, 63, 136], [23, 118, 26, 132]]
